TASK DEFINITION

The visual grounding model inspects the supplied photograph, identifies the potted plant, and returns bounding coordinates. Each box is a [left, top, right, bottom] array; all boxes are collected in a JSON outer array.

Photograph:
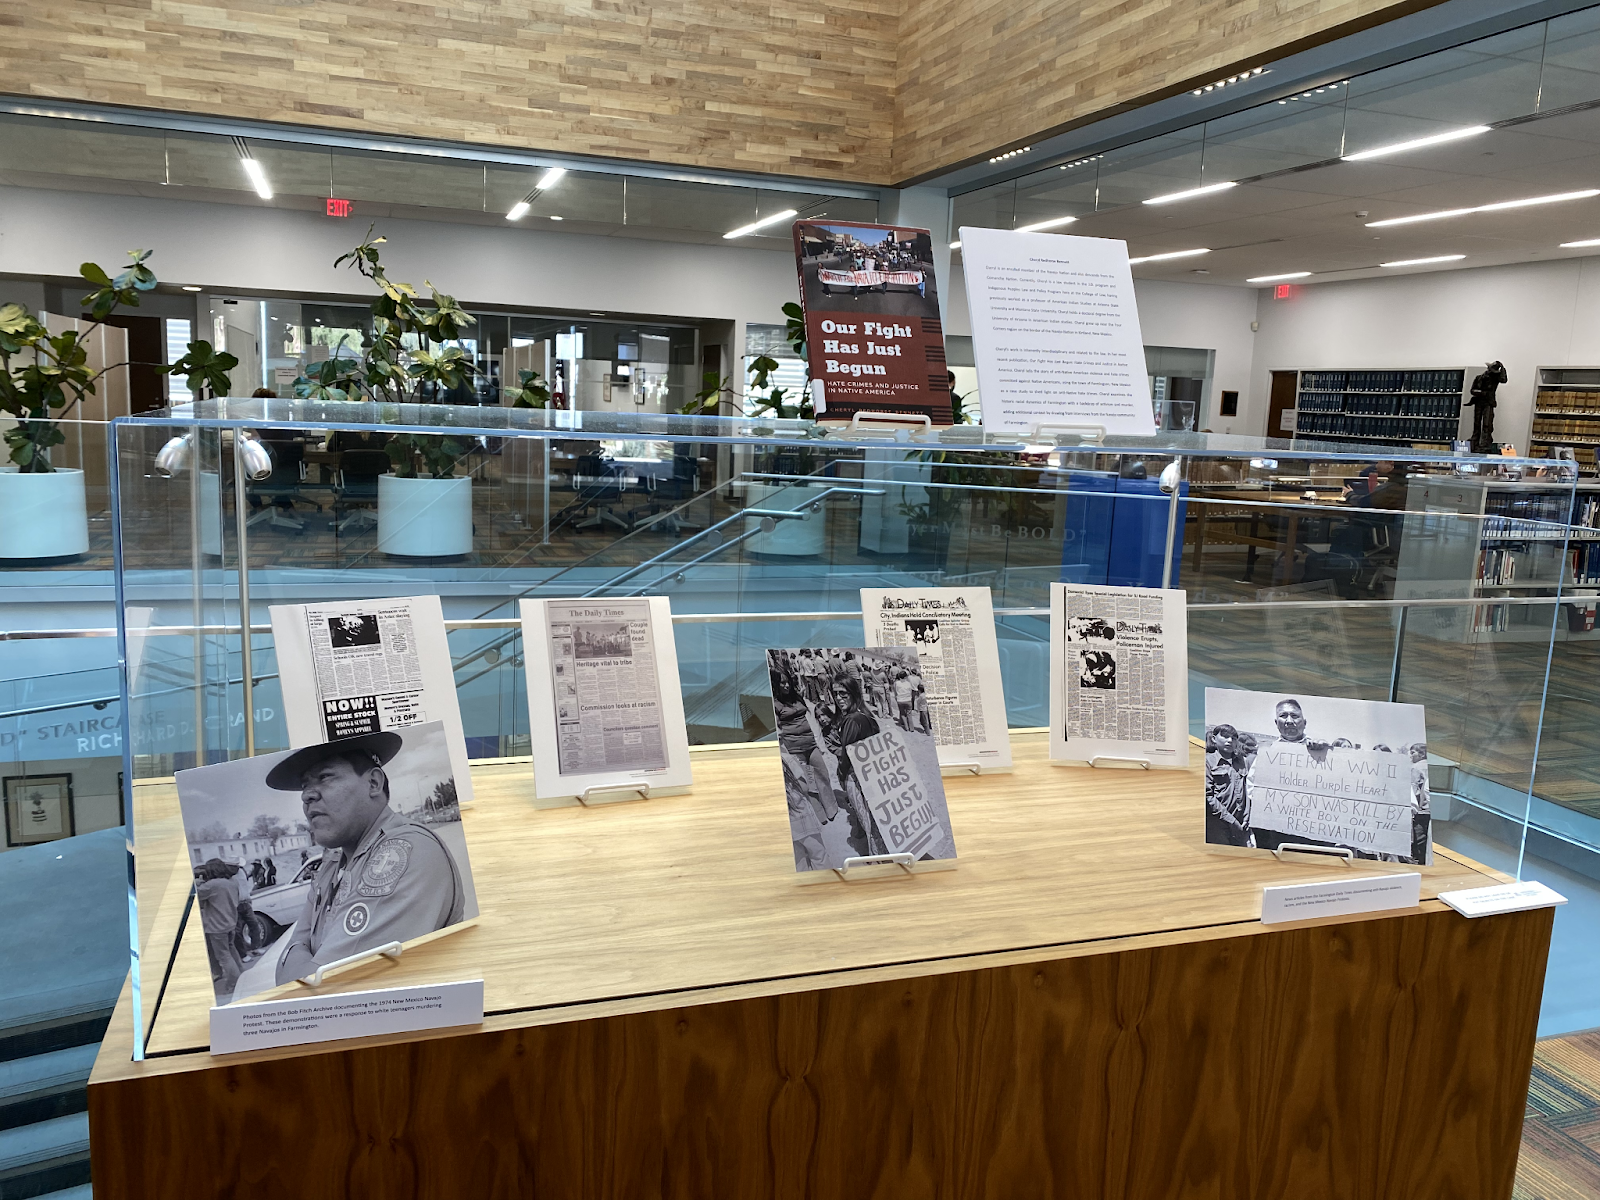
[[294, 230, 491, 558], [0, 251, 234, 562]]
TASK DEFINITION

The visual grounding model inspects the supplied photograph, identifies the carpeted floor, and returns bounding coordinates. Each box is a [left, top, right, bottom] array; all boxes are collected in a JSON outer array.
[[1517, 1030, 1600, 1199]]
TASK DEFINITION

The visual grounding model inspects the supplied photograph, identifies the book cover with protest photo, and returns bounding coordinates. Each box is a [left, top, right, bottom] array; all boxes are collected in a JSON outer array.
[[765, 646, 958, 872], [791, 219, 953, 424], [1203, 688, 1431, 865], [175, 721, 479, 1005]]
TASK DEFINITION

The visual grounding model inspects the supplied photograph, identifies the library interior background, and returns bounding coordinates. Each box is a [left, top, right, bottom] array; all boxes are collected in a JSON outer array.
[[8, 1, 1600, 1197]]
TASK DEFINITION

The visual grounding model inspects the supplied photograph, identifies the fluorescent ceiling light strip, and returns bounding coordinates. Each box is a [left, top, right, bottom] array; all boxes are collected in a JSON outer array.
[[1014, 215, 1077, 233], [506, 201, 530, 221], [1341, 125, 1491, 162], [1380, 255, 1466, 267], [1127, 248, 1210, 264], [1246, 271, 1311, 282], [535, 167, 566, 189], [723, 208, 798, 239], [1367, 189, 1600, 227], [1143, 181, 1236, 206], [949, 240, 961, 250], [239, 158, 272, 200], [1561, 238, 1600, 248]]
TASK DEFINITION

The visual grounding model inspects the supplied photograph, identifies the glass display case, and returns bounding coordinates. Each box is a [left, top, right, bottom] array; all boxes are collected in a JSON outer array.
[[106, 398, 1590, 1056]]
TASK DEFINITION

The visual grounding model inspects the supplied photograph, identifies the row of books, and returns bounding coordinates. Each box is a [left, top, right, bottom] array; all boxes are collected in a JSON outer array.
[[1299, 391, 1461, 417], [1473, 602, 1512, 633], [1483, 491, 1575, 536], [1575, 542, 1600, 586], [1535, 389, 1600, 413], [1296, 413, 1457, 440], [1531, 417, 1600, 440], [1299, 369, 1465, 393], [1477, 547, 1517, 585]]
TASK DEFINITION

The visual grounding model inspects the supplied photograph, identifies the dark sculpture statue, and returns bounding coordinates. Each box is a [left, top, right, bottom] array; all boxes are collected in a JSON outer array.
[[1467, 361, 1508, 454]]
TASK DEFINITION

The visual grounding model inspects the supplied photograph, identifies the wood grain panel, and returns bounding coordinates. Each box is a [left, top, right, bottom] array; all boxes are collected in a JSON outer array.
[[129, 734, 1505, 1056], [88, 905, 1551, 1200], [1, 0, 1447, 186], [892, 0, 1447, 182], [0, 1, 898, 182]]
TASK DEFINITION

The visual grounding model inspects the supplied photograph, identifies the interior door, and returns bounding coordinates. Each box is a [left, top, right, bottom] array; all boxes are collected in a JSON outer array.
[[1267, 370, 1299, 439]]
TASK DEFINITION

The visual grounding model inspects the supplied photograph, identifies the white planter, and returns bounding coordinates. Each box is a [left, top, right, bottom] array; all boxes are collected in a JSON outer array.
[[0, 467, 89, 560], [378, 474, 473, 557], [745, 480, 826, 556]]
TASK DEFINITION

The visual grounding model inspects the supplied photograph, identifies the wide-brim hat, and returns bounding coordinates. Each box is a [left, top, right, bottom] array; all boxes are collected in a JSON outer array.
[[264, 731, 403, 791]]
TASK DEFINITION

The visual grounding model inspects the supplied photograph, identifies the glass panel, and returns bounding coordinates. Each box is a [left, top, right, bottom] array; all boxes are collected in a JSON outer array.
[[0, 113, 167, 184], [1538, 6, 1600, 112], [1201, 88, 1347, 181], [330, 148, 486, 210], [1094, 130, 1205, 208], [1343, 24, 1547, 154], [622, 176, 757, 235], [485, 166, 623, 224], [1012, 161, 1098, 228], [951, 180, 1014, 236]]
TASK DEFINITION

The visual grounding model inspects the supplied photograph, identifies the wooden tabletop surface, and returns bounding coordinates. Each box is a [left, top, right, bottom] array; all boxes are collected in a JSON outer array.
[[108, 731, 1505, 1073]]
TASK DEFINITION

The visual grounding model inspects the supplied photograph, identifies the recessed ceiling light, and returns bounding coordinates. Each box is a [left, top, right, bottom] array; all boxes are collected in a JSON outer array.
[[1366, 189, 1600, 227], [506, 201, 530, 221], [1341, 125, 1491, 162], [723, 208, 798, 239], [1247, 271, 1312, 282], [1014, 215, 1077, 233], [949, 240, 961, 249], [1143, 181, 1236, 206], [1560, 237, 1600, 247], [180, 285, 202, 292], [535, 167, 566, 189], [1380, 255, 1466, 268], [550, 215, 563, 221], [1127, 248, 1210, 264]]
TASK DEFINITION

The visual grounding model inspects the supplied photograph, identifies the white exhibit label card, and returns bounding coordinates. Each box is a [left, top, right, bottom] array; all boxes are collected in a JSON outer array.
[[958, 227, 1156, 436], [210, 978, 484, 1055], [1049, 583, 1190, 768], [270, 595, 475, 804], [1261, 872, 1421, 924], [860, 586, 1011, 771], [1438, 879, 1568, 918], [520, 596, 694, 802]]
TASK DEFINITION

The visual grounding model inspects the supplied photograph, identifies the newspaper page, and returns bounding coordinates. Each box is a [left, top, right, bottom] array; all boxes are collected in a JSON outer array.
[[1049, 582, 1190, 768], [304, 602, 427, 738], [546, 600, 668, 776], [860, 586, 1012, 771], [270, 595, 475, 806]]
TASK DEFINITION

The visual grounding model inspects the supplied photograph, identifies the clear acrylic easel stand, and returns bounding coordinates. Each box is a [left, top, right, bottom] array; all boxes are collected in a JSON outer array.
[[797, 853, 960, 886], [295, 941, 404, 988], [578, 782, 651, 807]]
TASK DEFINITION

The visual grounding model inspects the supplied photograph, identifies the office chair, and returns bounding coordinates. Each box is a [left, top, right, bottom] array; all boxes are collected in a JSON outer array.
[[246, 435, 320, 531], [332, 448, 389, 534]]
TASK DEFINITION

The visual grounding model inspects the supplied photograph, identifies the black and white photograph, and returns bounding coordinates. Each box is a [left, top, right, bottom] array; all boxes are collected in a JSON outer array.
[[175, 720, 479, 1005], [4, 774, 74, 847], [327, 613, 381, 648], [1079, 649, 1117, 689], [573, 622, 631, 659], [765, 647, 957, 873], [1203, 687, 1431, 865], [1067, 616, 1115, 642]]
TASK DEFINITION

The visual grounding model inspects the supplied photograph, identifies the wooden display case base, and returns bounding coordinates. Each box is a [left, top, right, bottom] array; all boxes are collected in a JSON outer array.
[[90, 734, 1550, 1200]]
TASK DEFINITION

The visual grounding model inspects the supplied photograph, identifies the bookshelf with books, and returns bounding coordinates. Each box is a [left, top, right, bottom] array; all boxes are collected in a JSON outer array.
[[1526, 366, 1600, 474], [1293, 368, 1466, 449], [1397, 477, 1600, 642]]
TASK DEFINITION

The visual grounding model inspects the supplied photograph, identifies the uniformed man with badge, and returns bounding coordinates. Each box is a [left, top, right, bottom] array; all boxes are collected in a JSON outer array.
[[267, 731, 465, 984]]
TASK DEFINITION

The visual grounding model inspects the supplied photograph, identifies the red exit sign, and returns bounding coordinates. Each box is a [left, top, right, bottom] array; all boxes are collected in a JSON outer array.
[[326, 197, 353, 218], [1275, 283, 1293, 300]]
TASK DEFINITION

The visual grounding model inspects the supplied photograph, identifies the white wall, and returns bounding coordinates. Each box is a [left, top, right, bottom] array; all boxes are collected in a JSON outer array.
[[0, 186, 799, 327], [1251, 257, 1600, 446]]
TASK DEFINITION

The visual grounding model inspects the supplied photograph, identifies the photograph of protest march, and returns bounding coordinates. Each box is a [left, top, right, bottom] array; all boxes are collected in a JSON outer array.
[[327, 613, 380, 648], [765, 647, 957, 872], [175, 720, 479, 1005], [793, 220, 940, 319], [1203, 688, 1431, 865]]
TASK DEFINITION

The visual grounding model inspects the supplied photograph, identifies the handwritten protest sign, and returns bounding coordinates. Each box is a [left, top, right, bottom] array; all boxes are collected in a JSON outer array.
[[1248, 744, 1416, 857], [848, 725, 954, 860]]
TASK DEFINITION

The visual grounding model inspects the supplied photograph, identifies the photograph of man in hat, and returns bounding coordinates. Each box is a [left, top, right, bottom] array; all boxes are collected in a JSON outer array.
[[267, 730, 467, 985], [175, 719, 477, 1004]]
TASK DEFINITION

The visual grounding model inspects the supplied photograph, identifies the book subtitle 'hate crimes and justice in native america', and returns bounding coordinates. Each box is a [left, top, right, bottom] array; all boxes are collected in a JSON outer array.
[[791, 219, 953, 424]]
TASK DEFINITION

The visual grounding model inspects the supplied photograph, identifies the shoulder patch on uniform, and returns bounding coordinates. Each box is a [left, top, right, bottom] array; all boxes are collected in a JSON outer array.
[[344, 902, 371, 936], [358, 839, 411, 897]]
